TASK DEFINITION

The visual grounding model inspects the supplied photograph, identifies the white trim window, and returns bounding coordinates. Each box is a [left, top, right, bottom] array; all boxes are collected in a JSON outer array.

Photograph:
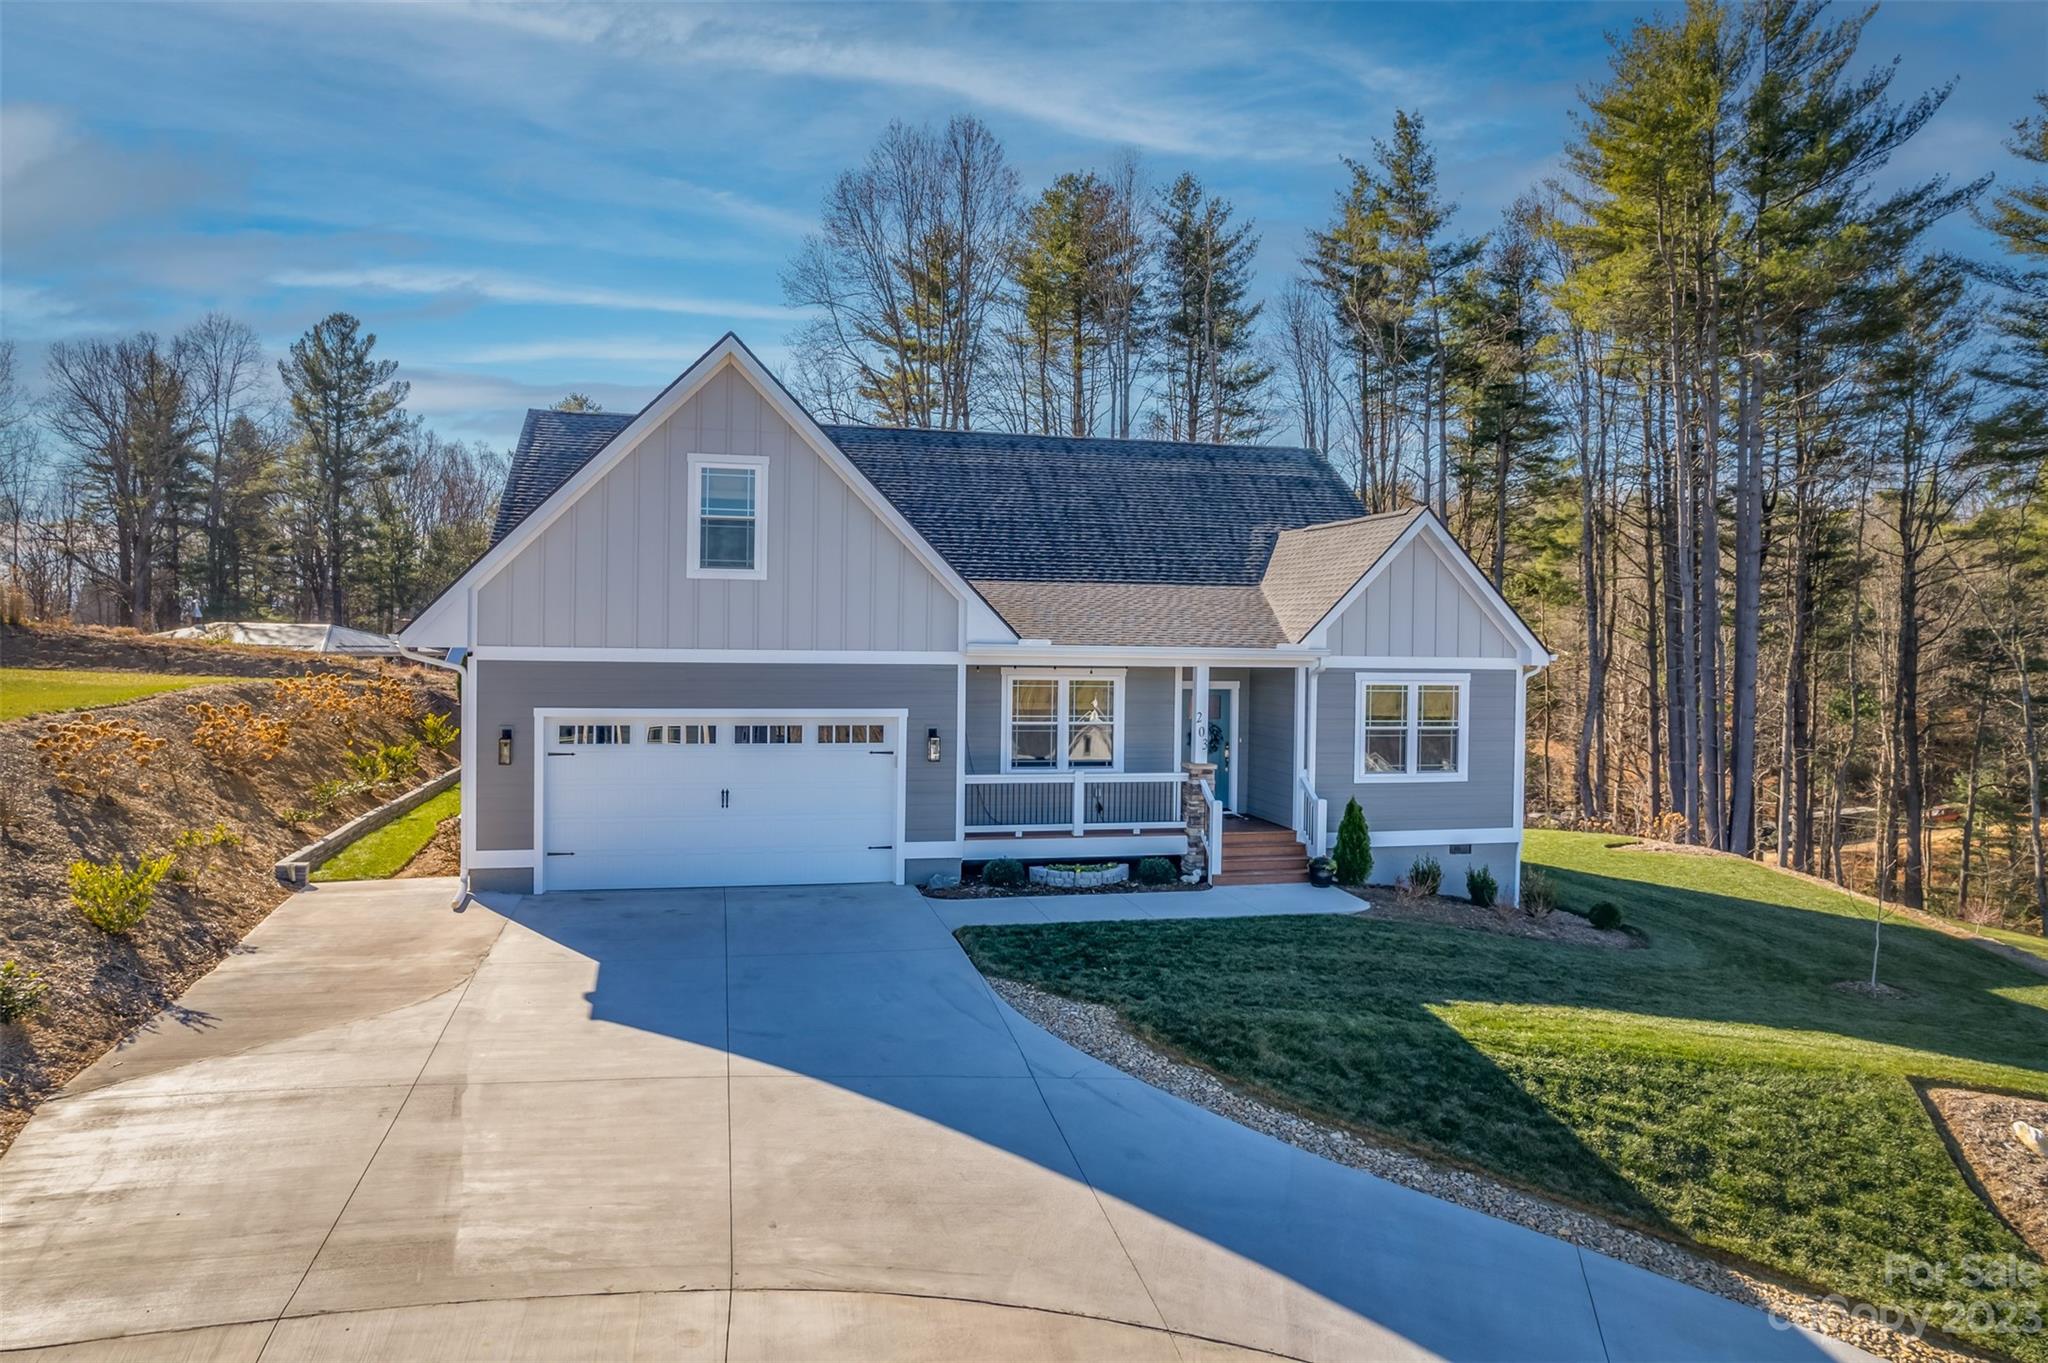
[[1353, 673, 1469, 782], [686, 454, 768, 580], [1002, 671, 1123, 772]]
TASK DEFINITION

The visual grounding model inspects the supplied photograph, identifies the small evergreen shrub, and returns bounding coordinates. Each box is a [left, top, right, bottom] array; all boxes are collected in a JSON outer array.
[[1135, 857, 1176, 885], [1333, 798, 1373, 885], [1407, 854, 1443, 896], [983, 858, 1026, 888], [1466, 865, 1498, 908], [1520, 867, 1556, 917], [1588, 900, 1623, 931], [70, 853, 176, 934], [0, 960, 49, 1023]]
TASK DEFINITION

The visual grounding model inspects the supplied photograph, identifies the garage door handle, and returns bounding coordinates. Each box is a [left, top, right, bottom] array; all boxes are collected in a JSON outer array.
[[868, 844, 894, 851], [546, 851, 574, 857], [548, 751, 575, 757]]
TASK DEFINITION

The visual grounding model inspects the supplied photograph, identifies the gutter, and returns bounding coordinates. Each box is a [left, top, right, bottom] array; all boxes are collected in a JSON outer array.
[[393, 643, 471, 906]]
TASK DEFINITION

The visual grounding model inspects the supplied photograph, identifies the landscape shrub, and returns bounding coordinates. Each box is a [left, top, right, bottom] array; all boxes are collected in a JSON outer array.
[[982, 858, 1026, 888], [1466, 865, 1498, 908], [187, 700, 292, 768], [1333, 798, 1373, 885], [1588, 900, 1623, 931], [1407, 854, 1443, 896], [70, 853, 176, 934], [272, 673, 420, 749], [1135, 856, 1176, 885], [1519, 867, 1556, 917], [419, 711, 459, 752], [171, 822, 242, 888], [33, 717, 168, 799], [0, 960, 49, 1024], [348, 739, 421, 787]]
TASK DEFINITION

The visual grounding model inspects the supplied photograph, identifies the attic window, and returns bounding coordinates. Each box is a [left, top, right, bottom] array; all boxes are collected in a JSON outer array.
[[687, 454, 768, 580]]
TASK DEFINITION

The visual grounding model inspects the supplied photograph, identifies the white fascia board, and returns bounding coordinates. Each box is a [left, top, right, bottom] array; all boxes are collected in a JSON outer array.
[[472, 646, 964, 665], [964, 643, 1318, 667], [398, 334, 1014, 649], [1299, 512, 1551, 666]]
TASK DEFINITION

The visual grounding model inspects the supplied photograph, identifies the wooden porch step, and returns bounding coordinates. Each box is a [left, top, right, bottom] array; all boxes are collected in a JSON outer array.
[[1221, 828, 1302, 846], [1215, 868, 1311, 886], [1212, 843, 1310, 863], [1222, 856, 1310, 876]]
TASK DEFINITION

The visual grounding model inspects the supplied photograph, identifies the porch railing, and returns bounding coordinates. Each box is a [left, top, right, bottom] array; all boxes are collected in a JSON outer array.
[[965, 771, 1186, 836], [1297, 771, 1328, 858]]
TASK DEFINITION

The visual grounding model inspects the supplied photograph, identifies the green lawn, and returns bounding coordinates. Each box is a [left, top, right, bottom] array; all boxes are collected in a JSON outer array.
[[1, 666, 246, 721], [310, 786, 459, 882], [959, 830, 2048, 1361]]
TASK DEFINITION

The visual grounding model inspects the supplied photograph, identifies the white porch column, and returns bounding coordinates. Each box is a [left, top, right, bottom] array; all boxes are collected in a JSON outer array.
[[1189, 663, 1211, 764]]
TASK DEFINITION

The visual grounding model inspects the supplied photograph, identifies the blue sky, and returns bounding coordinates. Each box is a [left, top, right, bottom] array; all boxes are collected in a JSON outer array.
[[3, 1, 2040, 450]]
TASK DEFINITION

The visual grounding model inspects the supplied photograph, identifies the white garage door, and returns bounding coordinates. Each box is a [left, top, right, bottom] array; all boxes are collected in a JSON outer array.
[[539, 713, 900, 891]]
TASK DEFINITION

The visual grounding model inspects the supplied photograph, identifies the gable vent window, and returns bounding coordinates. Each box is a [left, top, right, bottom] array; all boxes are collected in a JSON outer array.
[[687, 455, 767, 580], [556, 723, 632, 746], [1353, 675, 1469, 783]]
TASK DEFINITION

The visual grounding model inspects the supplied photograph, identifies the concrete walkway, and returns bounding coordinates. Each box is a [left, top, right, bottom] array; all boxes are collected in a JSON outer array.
[[0, 879, 1871, 1362]]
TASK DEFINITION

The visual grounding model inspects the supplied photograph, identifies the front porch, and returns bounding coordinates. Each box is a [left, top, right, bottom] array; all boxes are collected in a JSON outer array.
[[960, 662, 1332, 877]]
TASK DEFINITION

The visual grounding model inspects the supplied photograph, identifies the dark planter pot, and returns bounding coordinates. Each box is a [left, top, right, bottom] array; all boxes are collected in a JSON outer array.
[[1307, 861, 1336, 888]]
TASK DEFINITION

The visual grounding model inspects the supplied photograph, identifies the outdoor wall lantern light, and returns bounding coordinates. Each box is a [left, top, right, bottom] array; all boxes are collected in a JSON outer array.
[[498, 728, 514, 765], [927, 727, 942, 763]]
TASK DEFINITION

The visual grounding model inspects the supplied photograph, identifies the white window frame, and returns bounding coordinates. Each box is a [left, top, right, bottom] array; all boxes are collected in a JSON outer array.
[[685, 453, 768, 581], [1352, 673, 1469, 783], [999, 669, 1125, 774]]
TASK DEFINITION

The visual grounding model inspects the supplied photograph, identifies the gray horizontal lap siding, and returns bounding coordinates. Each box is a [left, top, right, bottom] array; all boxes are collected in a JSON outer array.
[[474, 660, 960, 852], [1314, 667, 1516, 833]]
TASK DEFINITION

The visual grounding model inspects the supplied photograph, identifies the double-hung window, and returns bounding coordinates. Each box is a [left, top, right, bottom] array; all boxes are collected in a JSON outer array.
[[1353, 674, 1468, 781], [1004, 672, 1121, 772], [687, 454, 767, 579]]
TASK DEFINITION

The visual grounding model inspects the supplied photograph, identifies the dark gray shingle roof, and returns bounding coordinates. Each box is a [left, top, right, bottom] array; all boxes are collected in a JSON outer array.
[[491, 409, 634, 544], [823, 426, 1360, 585], [489, 411, 1364, 589]]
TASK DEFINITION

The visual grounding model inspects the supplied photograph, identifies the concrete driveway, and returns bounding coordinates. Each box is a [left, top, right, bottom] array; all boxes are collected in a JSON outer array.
[[0, 879, 1869, 1362]]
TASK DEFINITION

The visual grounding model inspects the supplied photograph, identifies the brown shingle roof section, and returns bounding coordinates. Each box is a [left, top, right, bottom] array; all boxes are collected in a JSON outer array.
[[1259, 506, 1424, 641], [970, 580, 1289, 648]]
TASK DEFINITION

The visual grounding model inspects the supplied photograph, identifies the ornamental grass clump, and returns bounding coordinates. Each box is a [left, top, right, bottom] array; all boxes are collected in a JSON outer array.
[[70, 853, 176, 934], [1333, 798, 1372, 886]]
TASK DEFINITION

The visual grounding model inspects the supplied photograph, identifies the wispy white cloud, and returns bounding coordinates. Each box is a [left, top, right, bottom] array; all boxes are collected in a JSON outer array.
[[457, 5, 1341, 162], [268, 266, 791, 320], [447, 336, 717, 367], [0, 103, 226, 257]]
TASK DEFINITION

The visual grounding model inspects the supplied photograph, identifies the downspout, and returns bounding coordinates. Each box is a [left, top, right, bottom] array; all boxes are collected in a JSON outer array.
[[394, 641, 470, 908]]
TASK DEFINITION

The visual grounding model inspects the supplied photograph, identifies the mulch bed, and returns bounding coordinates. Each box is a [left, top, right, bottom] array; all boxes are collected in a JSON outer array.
[[924, 876, 1204, 899], [1350, 888, 1641, 948], [0, 668, 456, 1154], [1922, 1086, 2048, 1260]]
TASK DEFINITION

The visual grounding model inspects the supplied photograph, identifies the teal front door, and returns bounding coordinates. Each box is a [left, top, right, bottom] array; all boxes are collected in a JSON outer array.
[[1181, 687, 1234, 808]]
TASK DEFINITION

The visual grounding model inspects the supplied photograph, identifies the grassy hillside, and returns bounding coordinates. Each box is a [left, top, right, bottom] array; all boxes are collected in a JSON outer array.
[[960, 830, 2048, 1361]]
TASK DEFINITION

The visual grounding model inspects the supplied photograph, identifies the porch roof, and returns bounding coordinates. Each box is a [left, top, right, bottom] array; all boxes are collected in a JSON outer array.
[[969, 580, 1287, 648]]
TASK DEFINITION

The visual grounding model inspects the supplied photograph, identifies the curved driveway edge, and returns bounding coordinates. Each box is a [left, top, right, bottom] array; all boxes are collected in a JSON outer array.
[[0, 879, 1874, 1363]]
